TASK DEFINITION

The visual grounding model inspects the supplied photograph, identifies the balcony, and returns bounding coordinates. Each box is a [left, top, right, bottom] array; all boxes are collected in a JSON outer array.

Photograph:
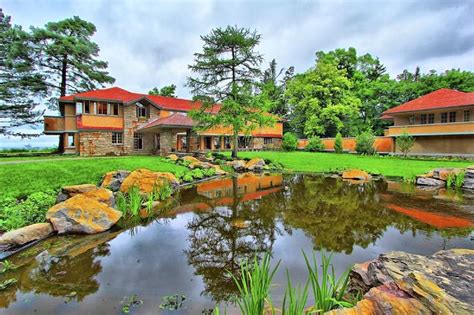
[[385, 121, 474, 137], [44, 116, 76, 133]]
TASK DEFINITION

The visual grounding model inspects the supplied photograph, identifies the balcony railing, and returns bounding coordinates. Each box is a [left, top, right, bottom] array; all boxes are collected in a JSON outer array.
[[44, 116, 76, 133], [77, 114, 123, 130], [385, 121, 474, 137]]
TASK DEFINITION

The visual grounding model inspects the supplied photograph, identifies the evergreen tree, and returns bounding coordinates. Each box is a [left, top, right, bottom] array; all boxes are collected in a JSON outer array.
[[187, 26, 273, 158], [149, 84, 177, 97], [0, 9, 46, 137]]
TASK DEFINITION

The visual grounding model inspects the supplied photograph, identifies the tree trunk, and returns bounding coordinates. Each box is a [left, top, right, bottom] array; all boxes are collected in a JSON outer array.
[[60, 54, 68, 96], [232, 131, 238, 159]]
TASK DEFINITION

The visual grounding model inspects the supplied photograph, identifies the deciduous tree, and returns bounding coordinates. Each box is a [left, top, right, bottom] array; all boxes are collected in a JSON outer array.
[[149, 84, 177, 97]]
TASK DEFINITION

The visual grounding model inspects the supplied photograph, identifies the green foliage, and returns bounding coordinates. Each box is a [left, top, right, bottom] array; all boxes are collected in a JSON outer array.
[[447, 171, 465, 189], [396, 131, 415, 157], [159, 294, 187, 311], [303, 250, 353, 313], [282, 132, 298, 151], [306, 136, 325, 152], [127, 186, 142, 217], [115, 192, 128, 216], [191, 168, 205, 179], [149, 84, 177, 97], [182, 173, 194, 182], [230, 253, 280, 315], [0, 278, 17, 291], [0, 260, 16, 273], [355, 131, 376, 155], [334, 133, 343, 154], [282, 269, 309, 315], [0, 190, 56, 231], [203, 168, 216, 177], [120, 294, 142, 314], [261, 59, 294, 117], [156, 183, 173, 201]]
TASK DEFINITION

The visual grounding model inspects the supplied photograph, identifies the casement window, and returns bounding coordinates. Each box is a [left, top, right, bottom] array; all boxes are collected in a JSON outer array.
[[449, 111, 456, 123], [428, 114, 435, 124], [420, 114, 427, 124], [134, 133, 144, 150], [441, 112, 448, 123], [112, 132, 123, 145], [264, 138, 273, 145], [109, 103, 119, 116], [68, 134, 75, 147], [136, 104, 147, 118], [408, 115, 415, 125], [98, 102, 108, 115], [84, 101, 90, 114], [76, 102, 83, 114], [464, 110, 470, 122]]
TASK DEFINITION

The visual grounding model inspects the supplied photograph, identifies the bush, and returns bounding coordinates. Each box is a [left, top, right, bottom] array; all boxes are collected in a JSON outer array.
[[306, 136, 325, 152], [396, 131, 415, 157], [334, 132, 343, 154], [355, 131, 376, 155], [282, 133, 298, 151]]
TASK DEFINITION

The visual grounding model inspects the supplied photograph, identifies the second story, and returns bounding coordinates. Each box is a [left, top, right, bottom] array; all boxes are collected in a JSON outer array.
[[382, 88, 474, 137], [44, 87, 283, 137]]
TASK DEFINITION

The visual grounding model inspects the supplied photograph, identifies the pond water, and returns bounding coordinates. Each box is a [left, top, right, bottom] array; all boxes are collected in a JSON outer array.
[[0, 173, 473, 314]]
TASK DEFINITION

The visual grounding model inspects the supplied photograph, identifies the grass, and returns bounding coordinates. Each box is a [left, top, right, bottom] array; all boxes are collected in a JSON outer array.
[[229, 151, 473, 179], [0, 156, 187, 200]]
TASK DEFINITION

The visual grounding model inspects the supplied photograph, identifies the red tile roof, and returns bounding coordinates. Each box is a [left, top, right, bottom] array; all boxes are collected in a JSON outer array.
[[137, 113, 194, 131], [382, 88, 474, 115], [59, 87, 221, 113]]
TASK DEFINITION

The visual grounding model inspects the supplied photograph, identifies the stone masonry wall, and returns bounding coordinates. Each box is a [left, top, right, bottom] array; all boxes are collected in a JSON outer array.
[[123, 103, 161, 155], [79, 132, 126, 156]]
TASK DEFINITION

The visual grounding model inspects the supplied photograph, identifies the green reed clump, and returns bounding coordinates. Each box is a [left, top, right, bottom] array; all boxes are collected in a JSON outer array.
[[455, 171, 465, 189], [282, 269, 309, 315], [156, 183, 173, 201], [303, 250, 353, 313], [231, 253, 280, 315], [128, 186, 143, 217], [116, 192, 128, 216]]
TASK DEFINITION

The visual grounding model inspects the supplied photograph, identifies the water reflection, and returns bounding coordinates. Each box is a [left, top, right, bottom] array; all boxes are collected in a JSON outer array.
[[0, 173, 472, 313]]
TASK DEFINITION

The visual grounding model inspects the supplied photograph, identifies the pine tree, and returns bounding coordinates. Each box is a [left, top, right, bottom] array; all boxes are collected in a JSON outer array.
[[187, 26, 273, 158], [0, 9, 46, 137]]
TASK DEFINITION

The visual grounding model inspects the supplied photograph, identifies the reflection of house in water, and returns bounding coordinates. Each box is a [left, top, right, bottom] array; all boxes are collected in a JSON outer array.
[[381, 182, 474, 229], [196, 173, 283, 202]]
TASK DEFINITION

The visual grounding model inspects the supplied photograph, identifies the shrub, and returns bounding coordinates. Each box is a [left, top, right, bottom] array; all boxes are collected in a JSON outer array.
[[191, 169, 204, 179], [334, 132, 343, 154], [282, 132, 298, 151], [203, 168, 216, 177], [182, 173, 194, 182], [396, 131, 415, 157], [355, 131, 376, 155], [306, 136, 325, 152]]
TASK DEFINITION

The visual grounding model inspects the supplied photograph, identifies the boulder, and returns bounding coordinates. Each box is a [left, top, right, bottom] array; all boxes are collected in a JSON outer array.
[[154, 172, 180, 187], [166, 154, 179, 161], [342, 169, 371, 181], [46, 194, 122, 234], [99, 170, 130, 192], [182, 156, 200, 163], [212, 165, 227, 175], [229, 160, 246, 171], [119, 168, 172, 194], [432, 168, 463, 181], [416, 176, 445, 187], [245, 158, 266, 171], [189, 161, 212, 169], [0, 223, 54, 247], [57, 184, 115, 207]]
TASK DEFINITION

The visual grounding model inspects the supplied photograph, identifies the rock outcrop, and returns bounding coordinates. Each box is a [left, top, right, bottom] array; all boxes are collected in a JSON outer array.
[[463, 169, 474, 190], [99, 170, 130, 192], [166, 154, 179, 161], [245, 158, 266, 171], [342, 169, 371, 181], [229, 160, 246, 171], [329, 249, 474, 314], [46, 195, 122, 234], [432, 168, 463, 181], [0, 223, 54, 247], [119, 168, 174, 194], [57, 184, 115, 207], [415, 175, 445, 187]]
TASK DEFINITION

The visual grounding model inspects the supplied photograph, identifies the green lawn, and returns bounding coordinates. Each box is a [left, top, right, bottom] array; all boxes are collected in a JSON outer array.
[[0, 156, 187, 200], [233, 151, 473, 179]]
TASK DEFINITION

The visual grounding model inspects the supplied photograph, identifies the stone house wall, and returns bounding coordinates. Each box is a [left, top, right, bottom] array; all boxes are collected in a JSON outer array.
[[79, 132, 127, 156]]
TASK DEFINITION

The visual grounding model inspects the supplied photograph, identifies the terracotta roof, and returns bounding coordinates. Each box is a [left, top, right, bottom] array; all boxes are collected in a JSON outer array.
[[58, 87, 221, 113], [137, 113, 194, 130], [382, 88, 474, 115]]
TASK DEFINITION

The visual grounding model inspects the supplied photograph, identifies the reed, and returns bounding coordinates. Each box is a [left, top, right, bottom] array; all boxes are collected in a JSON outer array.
[[128, 186, 143, 216], [115, 192, 128, 216], [282, 269, 309, 315]]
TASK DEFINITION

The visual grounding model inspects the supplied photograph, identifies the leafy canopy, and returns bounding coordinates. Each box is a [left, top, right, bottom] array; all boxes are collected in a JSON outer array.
[[149, 84, 177, 97]]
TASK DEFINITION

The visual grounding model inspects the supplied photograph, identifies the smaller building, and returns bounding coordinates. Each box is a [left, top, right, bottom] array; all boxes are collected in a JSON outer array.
[[43, 87, 283, 156], [382, 88, 474, 155]]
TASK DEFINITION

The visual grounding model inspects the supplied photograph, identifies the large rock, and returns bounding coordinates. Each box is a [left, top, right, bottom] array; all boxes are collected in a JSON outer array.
[[57, 184, 115, 206], [166, 154, 179, 161], [212, 165, 227, 175], [229, 160, 246, 171], [0, 223, 54, 247], [245, 158, 266, 171], [99, 170, 130, 192], [155, 172, 179, 187], [432, 168, 463, 181], [46, 194, 122, 234], [416, 176, 445, 187], [119, 168, 173, 194], [336, 249, 474, 315], [463, 170, 474, 190], [342, 169, 371, 181], [182, 156, 200, 163]]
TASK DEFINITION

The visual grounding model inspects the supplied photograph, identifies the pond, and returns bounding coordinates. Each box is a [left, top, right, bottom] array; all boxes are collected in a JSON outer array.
[[0, 173, 473, 314]]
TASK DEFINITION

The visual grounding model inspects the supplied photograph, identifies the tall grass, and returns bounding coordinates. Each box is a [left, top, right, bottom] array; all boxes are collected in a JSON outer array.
[[282, 269, 309, 315], [303, 250, 353, 313], [128, 186, 143, 217], [116, 192, 128, 216], [231, 253, 280, 315]]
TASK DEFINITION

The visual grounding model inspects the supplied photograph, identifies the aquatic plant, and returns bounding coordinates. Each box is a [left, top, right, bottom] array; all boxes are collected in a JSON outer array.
[[303, 250, 353, 313], [145, 193, 155, 216], [0, 278, 17, 291], [159, 294, 187, 310], [455, 172, 465, 189], [230, 253, 280, 315], [157, 183, 173, 201], [282, 269, 310, 315], [128, 186, 142, 217], [0, 260, 16, 273], [115, 192, 128, 216], [446, 174, 455, 189], [120, 294, 142, 314]]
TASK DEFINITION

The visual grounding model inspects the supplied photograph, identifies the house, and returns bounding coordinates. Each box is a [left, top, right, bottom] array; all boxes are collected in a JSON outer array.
[[43, 87, 283, 156], [382, 88, 474, 155]]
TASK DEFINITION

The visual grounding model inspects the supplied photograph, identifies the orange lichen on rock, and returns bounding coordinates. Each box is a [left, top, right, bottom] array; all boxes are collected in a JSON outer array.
[[342, 169, 371, 181], [120, 168, 173, 194]]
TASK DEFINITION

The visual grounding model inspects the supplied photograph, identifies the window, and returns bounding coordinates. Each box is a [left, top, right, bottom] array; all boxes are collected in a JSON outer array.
[[76, 102, 83, 114], [90, 101, 97, 114], [264, 138, 272, 145], [112, 132, 123, 145], [97, 102, 108, 115], [464, 110, 470, 122], [136, 104, 147, 118], [134, 133, 144, 150], [108, 103, 119, 116], [408, 115, 415, 125], [68, 134, 75, 147], [441, 112, 448, 123], [449, 111, 456, 123], [428, 114, 435, 124], [84, 100, 90, 114], [420, 114, 427, 124]]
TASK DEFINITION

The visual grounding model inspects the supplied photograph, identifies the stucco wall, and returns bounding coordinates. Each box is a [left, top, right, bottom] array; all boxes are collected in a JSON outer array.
[[396, 135, 474, 155]]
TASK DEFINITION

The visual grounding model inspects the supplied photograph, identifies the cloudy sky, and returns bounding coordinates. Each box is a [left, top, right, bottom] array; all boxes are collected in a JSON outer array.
[[1, 0, 473, 148]]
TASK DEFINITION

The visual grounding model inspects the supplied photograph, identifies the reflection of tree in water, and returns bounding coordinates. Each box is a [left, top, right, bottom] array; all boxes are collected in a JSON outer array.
[[185, 177, 279, 303]]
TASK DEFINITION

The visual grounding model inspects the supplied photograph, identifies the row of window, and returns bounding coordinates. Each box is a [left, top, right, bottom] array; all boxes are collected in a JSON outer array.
[[76, 101, 120, 116], [413, 110, 470, 125]]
